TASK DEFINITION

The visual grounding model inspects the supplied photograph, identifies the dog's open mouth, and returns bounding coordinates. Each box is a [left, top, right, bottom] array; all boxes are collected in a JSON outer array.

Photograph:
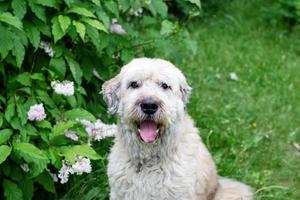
[[136, 120, 160, 144]]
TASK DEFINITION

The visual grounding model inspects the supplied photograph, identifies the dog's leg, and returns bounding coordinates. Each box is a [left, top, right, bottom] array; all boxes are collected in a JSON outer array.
[[213, 177, 254, 200]]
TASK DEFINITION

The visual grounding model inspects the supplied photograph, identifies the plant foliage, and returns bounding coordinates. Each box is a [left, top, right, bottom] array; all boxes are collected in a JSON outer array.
[[0, 0, 201, 199], [270, 0, 300, 26]]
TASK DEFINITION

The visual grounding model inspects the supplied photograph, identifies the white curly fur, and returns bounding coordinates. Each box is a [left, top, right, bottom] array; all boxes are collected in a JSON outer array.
[[102, 58, 253, 200]]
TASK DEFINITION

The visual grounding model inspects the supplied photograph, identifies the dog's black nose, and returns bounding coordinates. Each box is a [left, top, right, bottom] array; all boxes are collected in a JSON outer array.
[[141, 99, 158, 115]]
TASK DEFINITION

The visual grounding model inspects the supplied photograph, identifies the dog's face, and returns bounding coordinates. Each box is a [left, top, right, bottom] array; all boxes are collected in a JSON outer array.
[[102, 58, 191, 144]]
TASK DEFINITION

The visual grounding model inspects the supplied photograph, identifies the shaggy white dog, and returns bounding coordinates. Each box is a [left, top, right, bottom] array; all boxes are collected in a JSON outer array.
[[102, 58, 253, 200]]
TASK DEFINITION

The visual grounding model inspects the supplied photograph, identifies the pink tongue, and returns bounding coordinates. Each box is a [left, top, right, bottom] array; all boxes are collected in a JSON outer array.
[[139, 121, 158, 143]]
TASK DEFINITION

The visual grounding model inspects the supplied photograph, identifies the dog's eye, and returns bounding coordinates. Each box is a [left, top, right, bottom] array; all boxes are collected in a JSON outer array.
[[129, 81, 139, 89], [161, 82, 171, 90]]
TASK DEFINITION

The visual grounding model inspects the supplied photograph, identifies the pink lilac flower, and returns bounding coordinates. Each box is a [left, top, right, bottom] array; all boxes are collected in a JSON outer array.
[[78, 119, 116, 142], [130, 8, 143, 16], [58, 160, 73, 184], [109, 19, 126, 35], [20, 163, 29, 172], [64, 130, 79, 141], [93, 120, 117, 141], [40, 41, 54, 57], [71, 157, 91, 175], [27, 104, 47, 121], [51, 81, 74, 96], [58, 157, 92, 184]]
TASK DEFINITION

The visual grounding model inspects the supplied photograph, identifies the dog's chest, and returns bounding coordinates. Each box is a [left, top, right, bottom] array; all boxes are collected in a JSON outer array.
[[108, 157, 196, 200]]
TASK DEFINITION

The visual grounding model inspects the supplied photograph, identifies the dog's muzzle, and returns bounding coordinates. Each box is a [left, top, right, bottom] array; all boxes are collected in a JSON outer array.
[[140, 99, 158, 115], [134, 98, 161, 144]]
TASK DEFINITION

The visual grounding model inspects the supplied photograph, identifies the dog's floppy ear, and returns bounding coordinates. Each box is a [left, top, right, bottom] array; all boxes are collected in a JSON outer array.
[[180, 80, 192, 105], [101, 75, 121, 115]]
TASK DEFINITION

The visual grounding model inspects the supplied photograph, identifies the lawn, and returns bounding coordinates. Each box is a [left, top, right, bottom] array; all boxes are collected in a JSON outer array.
[[183, 0, 300, 199], [62, 0, 300, 199]]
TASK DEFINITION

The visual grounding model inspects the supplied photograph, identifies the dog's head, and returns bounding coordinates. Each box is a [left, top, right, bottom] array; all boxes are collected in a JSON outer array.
[[102, 58, 191, 144]]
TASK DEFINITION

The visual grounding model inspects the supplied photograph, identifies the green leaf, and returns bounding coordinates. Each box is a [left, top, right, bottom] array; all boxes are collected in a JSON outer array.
[[187, 0, 201, 9], [14, 143, 48, 161], [71, 125, 88, 141], [14, 143, 49, 177], [131, 0, 142, 10], [149, 0, 168, 18], [31, 73, 45, 81], [3, 179, 23, 200], [67, 7, 96, 18], [18, 87, 31, 95], [28, 0, 46, 22], [86, 25, 100, 50], [19, 178, 34, 200], [71, 145, 101, 160], [0, 12, 23, 30], [66, 96, 77, 108], [67, 23, 78, 40], [0, 145, 12, 164], [49, 57, 66, 78], [65, 56, 83, 85], [160, 20, 175, 36], [58, 15, 71, 33], [12, 0, 27, 20], [36, 120, 52, 129], [36, 89, 56, 108], [0, 95, 5, 104], [52, 16, 65, 42], [12, 37, 25, 68], [9, 165, 23, 181], [104, 0, 119, 17], [16, 72, 31, 86], [24, 124, 38, 136], [61, 145, 101, 163], [47, 147, 60, 167], [64, 108, 96, 122], [50, 121, 77, 140], [17, 103, 28, 125], [118, 0, 131, 12], [96, 8, 110, 29], [90, 0, 100, 6], [0, 129, 13, 144], [36, 0, 59, 8], [24, 22, 40, 49], [39, 129, 50, 144], [64, 0, 73, 7], [10, 117, 22, 131], [30, 161, 49, 177], [73, 20, 86, 40], [121, 49, 134, 63], [5, 99, 15, 122], [33, 18, 51, 36], [81, 18, 107, 33], [81, 57, 94, 82], [0, 27, 13, 59], [36, 171, 56, 193], [0, 114, 3, 128]]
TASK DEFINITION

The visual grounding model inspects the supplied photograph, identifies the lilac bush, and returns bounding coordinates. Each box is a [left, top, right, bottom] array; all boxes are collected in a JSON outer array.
[[0, 0, 201, 199]]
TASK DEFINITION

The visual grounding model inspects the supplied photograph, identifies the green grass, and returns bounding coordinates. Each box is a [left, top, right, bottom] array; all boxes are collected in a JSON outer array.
[[183, 0, 300, 199], [65, 0, 300, 199]]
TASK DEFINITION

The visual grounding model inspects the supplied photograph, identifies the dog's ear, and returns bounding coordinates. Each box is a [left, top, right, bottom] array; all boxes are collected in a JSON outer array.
[[180, 80, 192, 105], [101, 75, 121, 115]]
